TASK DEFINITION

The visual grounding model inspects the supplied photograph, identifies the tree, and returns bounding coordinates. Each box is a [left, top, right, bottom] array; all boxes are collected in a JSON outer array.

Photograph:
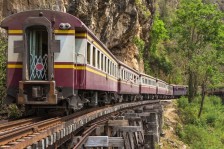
[[0, 38, 7, 105], [172, 0, 224, 103], [146, 15, 170, 77], [189, 47, 223, 117]]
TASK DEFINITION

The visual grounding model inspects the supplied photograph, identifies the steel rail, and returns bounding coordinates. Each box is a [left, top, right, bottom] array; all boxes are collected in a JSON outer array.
[[0, 100, 159, 148], [0, 117, 61, 145], [0, 117, 45, 133]]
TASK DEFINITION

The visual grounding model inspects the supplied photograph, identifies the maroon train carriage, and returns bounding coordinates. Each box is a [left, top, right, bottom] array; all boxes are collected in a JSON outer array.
[[157, 79, 168, 99], [173, 85, 187, 98], [118, 61, 140, 101], [1, 10, 120, 113], [75, 23, 119, 106], [140, 73, 157, 100]]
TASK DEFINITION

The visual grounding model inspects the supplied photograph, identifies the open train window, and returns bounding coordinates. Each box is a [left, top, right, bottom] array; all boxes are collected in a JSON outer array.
[[107, 59, 110, 74], [92, 47, 96, 67], [26, 26, 48, 80], [87, 42, 91, 64], [101, 53, 103, 71], [115, 65, 117, 77], [104, 57, 107, 72], [97, 50, 100, 69]]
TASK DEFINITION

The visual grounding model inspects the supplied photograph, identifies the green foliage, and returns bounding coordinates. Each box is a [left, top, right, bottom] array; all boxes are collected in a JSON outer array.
[[145, 15, 171, 77], [8, 104, 22, 119], [0, 39, 7, 105], [132, 36, 145, 60], [135, 0, 151, 18], [150, 16, 168, 53], [177, 96, 224, 148]]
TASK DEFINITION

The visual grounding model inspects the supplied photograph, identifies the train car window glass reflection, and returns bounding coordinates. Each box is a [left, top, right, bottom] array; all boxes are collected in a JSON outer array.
[[101, 53, 103, 71], [113, 64, 115, 76], [115, 65, 117, 77], [110, 63, 113, 75], [104, 57, 107, 72], [87, 42, 91, 64], [27, 26, 48, 80], [97, 50, 100, 69], [111, 62, 113, 75], [114, 64, 116, 76], [107, 59, 110, 74], [92, 47, 96, 67], [112, 63, 114, 76]]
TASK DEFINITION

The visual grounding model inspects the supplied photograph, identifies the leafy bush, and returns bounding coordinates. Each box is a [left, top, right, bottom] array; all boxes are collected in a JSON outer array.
[[8, 104, 22, 119], [133, 36, 145, 60], [177, 97, 189, 109], [177, 96, 224, 148], [0, 39, 7, 105]]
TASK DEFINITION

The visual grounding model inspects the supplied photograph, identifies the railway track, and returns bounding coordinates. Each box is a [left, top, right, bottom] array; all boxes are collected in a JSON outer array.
[[0, 100, 160, 149], [0, 117, 48, 133]]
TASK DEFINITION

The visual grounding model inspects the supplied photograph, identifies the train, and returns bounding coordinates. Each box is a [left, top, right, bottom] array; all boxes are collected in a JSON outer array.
[[0, 10, 187, 114]]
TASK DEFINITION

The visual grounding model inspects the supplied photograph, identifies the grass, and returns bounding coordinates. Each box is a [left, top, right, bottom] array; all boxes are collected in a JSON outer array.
[[176, 96, 224, 149]]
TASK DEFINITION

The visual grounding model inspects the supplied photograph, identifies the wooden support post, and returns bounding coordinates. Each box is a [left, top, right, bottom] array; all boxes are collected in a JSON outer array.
[[84, 136, 124, 148]]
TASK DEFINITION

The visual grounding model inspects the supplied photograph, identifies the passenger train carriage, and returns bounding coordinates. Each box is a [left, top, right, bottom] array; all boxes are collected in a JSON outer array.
[[140, 73, 157, 99], [1, 10, 186, 113]]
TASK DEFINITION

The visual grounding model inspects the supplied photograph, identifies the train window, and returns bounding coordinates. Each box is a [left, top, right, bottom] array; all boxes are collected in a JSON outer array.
[[124, 70, 126, 80], [112, 63, 115, 76], [87, 42, 91, 64], [92, 47, 96, 67], [27, 26, 49, 80], [111, 63, 113, 76], [113, 64, 115, 76], [101, 53, 103, 71], [113, 63, 115, 76], [112, 64, 114, 76], [104, 57, 107, 72], [97, 50, 100, 69], [114, 64, 116, 76], [107, 59, 110, 74]]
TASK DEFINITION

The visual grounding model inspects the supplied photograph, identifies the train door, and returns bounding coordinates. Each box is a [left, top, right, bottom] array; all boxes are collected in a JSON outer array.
[[26, 26, 49, 80]]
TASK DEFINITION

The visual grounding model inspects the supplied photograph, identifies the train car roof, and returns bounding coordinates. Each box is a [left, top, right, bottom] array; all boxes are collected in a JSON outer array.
[[1, 10, 84, 30], [140, 73, 156, 80], [171, 84, 188, 87], [118, 61, 139, 74], [157, 78, 168, 84], [82, 25, 119, 63]]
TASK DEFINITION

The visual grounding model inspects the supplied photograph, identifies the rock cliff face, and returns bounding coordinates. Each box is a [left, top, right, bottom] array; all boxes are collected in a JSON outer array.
[[0, 0, 156, 72], [67, 0, 155, 72]]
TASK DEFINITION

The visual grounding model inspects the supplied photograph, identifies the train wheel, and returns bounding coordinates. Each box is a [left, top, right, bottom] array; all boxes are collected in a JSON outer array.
[[62, 101, 73, 116]]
